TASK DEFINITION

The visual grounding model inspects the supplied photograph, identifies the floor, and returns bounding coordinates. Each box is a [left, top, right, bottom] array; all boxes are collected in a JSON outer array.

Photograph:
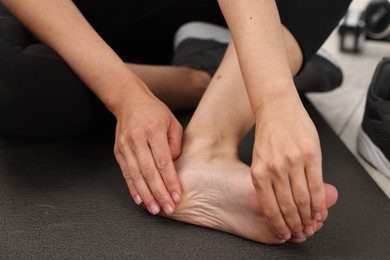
[[306, 0, 390, 198]]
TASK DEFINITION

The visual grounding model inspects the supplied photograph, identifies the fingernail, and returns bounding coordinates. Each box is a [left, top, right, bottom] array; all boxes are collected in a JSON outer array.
[[314, 212, 322, 221], [282, 233, 291, 240], [163, 203, 174, 215], [172, 192, 181, 203], [293, 232, 305, 239], [304, 226, 314, 237], [148, 202, 160, 215], [134, 194, 142, 205]]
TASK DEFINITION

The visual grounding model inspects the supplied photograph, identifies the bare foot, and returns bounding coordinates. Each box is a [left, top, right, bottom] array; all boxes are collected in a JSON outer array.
[[162, 150, 337, 244]]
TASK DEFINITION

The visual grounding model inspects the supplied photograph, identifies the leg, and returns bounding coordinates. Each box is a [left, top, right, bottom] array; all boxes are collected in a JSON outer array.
[[162, 32, 337, 244], [185, 26, 303, 148], [172, 21, 344, 95], [125, 64, 210, 109], [0, 6, 211, 138]]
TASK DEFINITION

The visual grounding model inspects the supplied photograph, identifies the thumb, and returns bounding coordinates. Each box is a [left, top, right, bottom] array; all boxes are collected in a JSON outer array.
[[167, 119, 183, 160]]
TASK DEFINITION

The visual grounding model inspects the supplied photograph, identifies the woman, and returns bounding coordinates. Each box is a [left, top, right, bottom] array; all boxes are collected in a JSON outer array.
[[0, 0, 351, 243]]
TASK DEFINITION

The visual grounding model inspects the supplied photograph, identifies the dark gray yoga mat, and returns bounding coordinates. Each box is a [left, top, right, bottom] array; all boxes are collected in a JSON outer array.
[[1, 97, 389, 259]]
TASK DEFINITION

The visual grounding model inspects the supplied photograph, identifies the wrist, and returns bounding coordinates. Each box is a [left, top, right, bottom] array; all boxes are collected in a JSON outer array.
[[251, 84, 300, 116], [103, 76, 153, 118]]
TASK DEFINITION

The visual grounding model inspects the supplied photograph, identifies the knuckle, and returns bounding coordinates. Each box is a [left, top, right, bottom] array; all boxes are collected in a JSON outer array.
[[122, 172, 133, 184], [302, 144, 318, 160], [266, 159, 284, 174], [141, 164, 156, 180], [263, 208, 280, 221], [127, 128, 144, 145], [156, 156, 169, 171], [164, 180, 176, 191], [117, 134, 128, 148], [128, 168, 143, 181], [122, 173, 131, 183], [113, 146, 121, 157], [290, 222, 303, 233], [302, 218, 316, 227], [129, 189, 138, 199], [295, 196, 310, 208], [286, 149, 302, 165], [146, 122, 163, 136], [152, 189, 166, 202], [251, 173, 267, 190], [276, 226, 290, 237], [141, 196, 154, 206], [280, 204, 297, 217], [251, 162, 263, 175], [252, 162, 268, 178], [309, 180, 323, 193], [312, 199, 325, 212]]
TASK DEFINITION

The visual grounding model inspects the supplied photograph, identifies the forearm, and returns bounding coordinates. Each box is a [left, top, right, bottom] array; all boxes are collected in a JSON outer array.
[[218, 0, 299, 114], [1, 0, 149, 116]]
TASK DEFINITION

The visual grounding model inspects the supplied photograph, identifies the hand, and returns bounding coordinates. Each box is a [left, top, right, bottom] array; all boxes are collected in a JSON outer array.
[[113, 93, 183, 216], [251, 95, 326, 240]]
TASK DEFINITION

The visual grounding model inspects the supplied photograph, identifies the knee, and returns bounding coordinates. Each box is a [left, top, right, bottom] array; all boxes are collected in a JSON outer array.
[[0, 12, 34, 54], [0, 16, 32, 104], [0, 11, 60, 66], [0, 15, 37, 92], [0, 13, 64, 95]]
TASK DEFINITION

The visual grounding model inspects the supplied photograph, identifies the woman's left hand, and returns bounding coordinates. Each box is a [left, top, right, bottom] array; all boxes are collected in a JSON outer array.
[[250, 95, 326, 240]]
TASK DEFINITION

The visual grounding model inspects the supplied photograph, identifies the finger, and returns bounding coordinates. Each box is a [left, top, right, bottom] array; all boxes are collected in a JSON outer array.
[[273, 175, 305, 239], [313, 206, 330, 234], [305, 156, 326, 221], [133, 140, 176, 215], [115, 150, 142, 205], [289, 166, 316, 237], [167, 119, 183, 160], [289, 236, 307, 243], [149, 129, 182, 203], [313, 184, 337, 224], [253, 173, 291, 240], [324, 183, 338, 208], [320, 210, 328, 223], [122, 144, 161, 215], [316, 221, 324, 231]]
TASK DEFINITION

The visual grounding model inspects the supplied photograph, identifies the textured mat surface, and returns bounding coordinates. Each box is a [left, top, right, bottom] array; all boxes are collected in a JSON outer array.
[[1, 97, 389, 259]]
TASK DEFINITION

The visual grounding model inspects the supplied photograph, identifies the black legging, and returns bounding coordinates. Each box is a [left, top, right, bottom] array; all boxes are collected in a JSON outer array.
[[0, 0, 352, 138]]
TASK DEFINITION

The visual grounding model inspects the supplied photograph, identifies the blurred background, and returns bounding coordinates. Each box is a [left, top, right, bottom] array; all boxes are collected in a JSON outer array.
[[307, 0, 390, 197]]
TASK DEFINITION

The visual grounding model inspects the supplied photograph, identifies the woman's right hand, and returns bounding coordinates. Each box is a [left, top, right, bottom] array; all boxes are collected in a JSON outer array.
[[113, 92, 183, 216]]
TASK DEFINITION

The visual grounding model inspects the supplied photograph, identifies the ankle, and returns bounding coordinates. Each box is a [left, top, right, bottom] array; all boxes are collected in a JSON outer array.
[[181, 131, 239, 159]]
